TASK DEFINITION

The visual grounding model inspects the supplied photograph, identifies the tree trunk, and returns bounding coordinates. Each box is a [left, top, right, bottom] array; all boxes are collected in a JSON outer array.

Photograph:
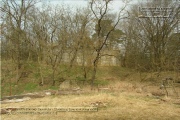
[[91, 53, 99, 89], [52, 67, 56, 86], [91, 65, 97, 87], [38, 56, 44, 86]]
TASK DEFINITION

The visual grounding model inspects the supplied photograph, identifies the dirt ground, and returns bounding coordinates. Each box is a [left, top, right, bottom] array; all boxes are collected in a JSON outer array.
[[1, 81, 180, 120]]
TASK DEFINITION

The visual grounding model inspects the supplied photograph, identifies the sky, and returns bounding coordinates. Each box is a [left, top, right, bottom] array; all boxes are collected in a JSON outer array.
[[39, 0, 137, 12]]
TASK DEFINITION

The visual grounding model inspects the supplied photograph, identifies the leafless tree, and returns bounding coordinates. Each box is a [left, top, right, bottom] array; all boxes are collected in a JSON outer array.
[[89, 0, 129, 88], [0, 0, 39, 83], [123, 0, 179, 71]]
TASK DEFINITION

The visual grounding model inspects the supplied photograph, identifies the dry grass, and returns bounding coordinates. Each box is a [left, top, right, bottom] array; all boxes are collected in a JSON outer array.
[[1, 80, 180, 120]]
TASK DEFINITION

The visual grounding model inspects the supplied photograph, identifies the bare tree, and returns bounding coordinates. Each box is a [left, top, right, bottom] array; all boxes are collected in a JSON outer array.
[[89, 0, 129, 88], [122, 0, 179, 71], [0, 0, 39, 83], [27, 5, 50, 86], [67, 7, 93, 82]]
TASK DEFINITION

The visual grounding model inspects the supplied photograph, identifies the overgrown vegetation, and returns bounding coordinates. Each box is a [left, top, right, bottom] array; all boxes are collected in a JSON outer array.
[[1, 62, 128, 97], [0, 0, 179, 96]]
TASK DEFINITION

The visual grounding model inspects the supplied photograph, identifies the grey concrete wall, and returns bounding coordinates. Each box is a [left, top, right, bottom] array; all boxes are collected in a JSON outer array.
[[61, 50, 120, 66]]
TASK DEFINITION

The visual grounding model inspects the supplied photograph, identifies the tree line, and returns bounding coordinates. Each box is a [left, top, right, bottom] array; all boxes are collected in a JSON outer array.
[[1, 0, 179, 87]]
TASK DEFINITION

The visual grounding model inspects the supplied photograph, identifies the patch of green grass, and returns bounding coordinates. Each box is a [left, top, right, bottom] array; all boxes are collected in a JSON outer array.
[[1, 82, 13, 97], [94, 79, 109, 86], [1, 82, 27, 97], [26, 62, 38, 69], [24, 83, 38, 91], [75, 76, 86, 82], [49, 86, 59, 90], [110, 66, 132, 78], [75, 76, 87, 86], [33, 72, 40, 79]]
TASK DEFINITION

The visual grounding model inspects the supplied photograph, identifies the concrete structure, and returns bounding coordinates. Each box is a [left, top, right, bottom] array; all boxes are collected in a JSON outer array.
[[60, 49, 120, 66]]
